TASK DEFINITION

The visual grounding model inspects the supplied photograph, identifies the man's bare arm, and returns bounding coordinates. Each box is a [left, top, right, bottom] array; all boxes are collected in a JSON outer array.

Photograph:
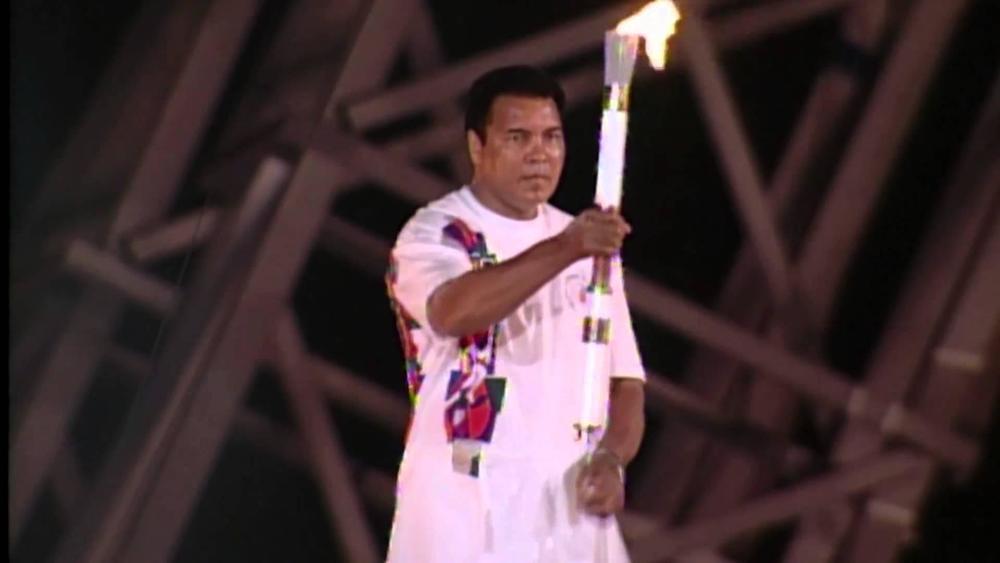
[[599, 377, 645, 465], [428, 235, 576, 336], [427, 209, 631, 337]]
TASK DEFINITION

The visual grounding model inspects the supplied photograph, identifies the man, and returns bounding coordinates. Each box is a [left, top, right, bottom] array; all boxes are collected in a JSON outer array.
[[386, 65, 645, 562]]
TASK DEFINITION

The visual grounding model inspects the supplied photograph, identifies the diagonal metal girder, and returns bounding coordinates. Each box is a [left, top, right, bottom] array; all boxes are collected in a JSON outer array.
[[49, 153, 308, 563], [271, 311, 380, 563], [628, 451, 928, 562], [9, 0, 263, 544], [632, 0, 894, 518], [323, 0, 423, 113], [842, 212, 1000, 562], [12, 0, 212, 256], [343, 0, 852, 131], [798, 0, 976, 329], [676, 0, 974, 525], [199, 0, 855, 197], [674, 0, 798, 317], [783, 72, 1000, 563]]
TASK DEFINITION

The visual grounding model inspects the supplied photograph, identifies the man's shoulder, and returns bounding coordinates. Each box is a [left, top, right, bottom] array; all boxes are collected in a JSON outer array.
[[397, 189, 470, 244]]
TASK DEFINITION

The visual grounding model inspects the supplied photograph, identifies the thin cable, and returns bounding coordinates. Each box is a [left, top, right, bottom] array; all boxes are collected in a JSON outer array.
[[145, 193, 214, 366]]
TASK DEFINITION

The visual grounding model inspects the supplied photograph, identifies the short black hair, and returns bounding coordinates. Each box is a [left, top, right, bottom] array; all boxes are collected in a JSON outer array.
[[464, 65, 566, 142]]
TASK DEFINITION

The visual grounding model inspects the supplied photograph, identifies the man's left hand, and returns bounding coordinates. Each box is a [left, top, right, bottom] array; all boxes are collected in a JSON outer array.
[[576, 449, 625, 517]]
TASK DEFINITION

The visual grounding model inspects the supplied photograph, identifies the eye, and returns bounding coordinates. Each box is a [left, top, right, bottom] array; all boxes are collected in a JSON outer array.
[[507, 131, 528, 143]]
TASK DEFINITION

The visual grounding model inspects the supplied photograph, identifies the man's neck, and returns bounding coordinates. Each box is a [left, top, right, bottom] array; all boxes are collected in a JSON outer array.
[[467, 181, 538, 220]]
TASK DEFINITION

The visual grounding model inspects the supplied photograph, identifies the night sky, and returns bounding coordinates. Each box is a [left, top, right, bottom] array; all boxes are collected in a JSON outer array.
[[11, 1, 999, 562]]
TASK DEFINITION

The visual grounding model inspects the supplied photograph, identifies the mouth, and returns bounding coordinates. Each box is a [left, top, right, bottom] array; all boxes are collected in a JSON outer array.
[[520, 174, 550, 182]]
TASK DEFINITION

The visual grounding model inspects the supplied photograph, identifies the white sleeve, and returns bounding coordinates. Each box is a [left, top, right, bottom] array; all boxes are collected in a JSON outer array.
[[389, 209, 471, 333], [610, 260, 646, 381]]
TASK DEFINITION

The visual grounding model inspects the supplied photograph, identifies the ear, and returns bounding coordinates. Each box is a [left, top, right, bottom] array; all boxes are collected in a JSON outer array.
[[466, 130, 483, 169]]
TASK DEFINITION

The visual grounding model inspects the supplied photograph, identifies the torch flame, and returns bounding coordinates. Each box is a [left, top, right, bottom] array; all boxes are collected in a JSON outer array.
[[615, 0, 681, 70]]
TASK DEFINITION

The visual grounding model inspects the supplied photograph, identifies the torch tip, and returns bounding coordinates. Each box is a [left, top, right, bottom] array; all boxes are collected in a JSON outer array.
[[615, 0, 681, 71]]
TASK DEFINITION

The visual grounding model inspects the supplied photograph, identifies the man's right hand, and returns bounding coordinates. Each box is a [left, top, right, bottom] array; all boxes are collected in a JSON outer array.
[[557, 208, 632, 259]]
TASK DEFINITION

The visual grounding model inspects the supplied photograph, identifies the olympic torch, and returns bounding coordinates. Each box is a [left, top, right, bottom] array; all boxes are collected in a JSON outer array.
[[577, 1, 681, 447]]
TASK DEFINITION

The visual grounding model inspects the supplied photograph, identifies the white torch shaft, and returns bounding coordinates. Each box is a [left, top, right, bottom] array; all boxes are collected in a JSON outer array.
[[594, 106, 630, 209], [581, 287, 609, 433], [579, 32, 639, 446], [580, 108, 629, 438]]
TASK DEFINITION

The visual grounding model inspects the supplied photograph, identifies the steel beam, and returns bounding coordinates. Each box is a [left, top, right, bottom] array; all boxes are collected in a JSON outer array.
[[9, 294, 74, 406], [272, 312, 380, 563], [13, 0, 209, 255], [63, 158, 299, 317], [403, 0, 470, 181], [842, 202, 1000, 563], [953, 318, 1000, 440], [50, 155, 298, 563], [98, 153, 335, 563], [836, 181, 1000, 563], [641, 0, 890, 519], [9, 0, 263, 544], [627, 272, 978, 467], [628, 451, 926, 563], [798, 0, 973, 329], [323, 0, 421, 115], [306, 354, 410, 435], [200, 0, 854, 199], [343, 1, 644, 130], [677, 0, 971, 525], [50, 448, 87, 523], [344, 0, 851, 131], [114, 214, 411, 438], [378, 0, 849, 167], [347, 0, 846, 129], [356, 465, 400, 516], [783, 69, 1000, 562], [307, 125, 451, 202], [110, 0, 264, 242], [10, 287, 121, 544], [674, 0, 798, 315], [125, 207, 222, 264], [208, 0, 366, 156], [645, 374, 813, 469], [64, 240, 181, 315], [102, 341, 398, 518], [319, 66, 600, 165]]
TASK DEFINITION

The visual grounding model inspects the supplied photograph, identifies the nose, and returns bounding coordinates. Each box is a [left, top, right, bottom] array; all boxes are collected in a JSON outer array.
[[525, 137, 548, 162]]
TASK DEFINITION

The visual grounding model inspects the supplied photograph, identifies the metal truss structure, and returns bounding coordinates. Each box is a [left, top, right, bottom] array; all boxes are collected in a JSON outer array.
[[10, 0, 998, 562]]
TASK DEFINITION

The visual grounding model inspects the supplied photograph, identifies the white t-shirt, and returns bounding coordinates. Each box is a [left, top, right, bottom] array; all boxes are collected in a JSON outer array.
[[386, 186, 645, 562]]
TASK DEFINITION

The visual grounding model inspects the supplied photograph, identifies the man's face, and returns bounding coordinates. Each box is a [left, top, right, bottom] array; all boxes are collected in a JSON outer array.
[[468, 95, 565, 218]]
